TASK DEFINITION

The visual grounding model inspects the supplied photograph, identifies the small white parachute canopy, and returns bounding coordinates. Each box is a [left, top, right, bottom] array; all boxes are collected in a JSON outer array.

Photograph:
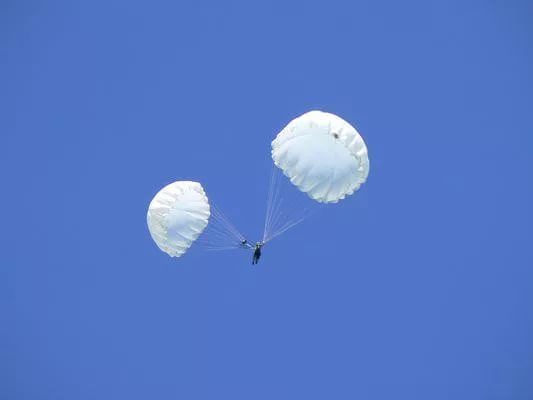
[[147, 181, 210, 257], [272, 111, 369, 203]]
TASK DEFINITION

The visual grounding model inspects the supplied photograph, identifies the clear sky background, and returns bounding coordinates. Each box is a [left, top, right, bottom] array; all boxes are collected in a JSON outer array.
[[2, 1, 533, 399]]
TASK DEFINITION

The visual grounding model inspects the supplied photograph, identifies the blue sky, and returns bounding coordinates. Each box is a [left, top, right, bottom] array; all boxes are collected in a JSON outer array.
[[2, 1, 533, 399]]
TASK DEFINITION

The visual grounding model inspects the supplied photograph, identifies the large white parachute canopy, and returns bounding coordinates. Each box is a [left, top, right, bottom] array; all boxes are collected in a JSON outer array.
[[147, 181, 210, 257], [272, 111, 369, 203]]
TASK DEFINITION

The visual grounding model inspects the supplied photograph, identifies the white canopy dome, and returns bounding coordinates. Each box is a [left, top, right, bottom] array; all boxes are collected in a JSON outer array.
[[272, 111, 369, 203], [147, 181, 210, 257]]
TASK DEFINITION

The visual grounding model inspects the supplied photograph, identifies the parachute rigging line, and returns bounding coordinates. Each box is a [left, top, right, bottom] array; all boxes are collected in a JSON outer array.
[[196, 202, 251, 251], [261, 165, 314, 244]]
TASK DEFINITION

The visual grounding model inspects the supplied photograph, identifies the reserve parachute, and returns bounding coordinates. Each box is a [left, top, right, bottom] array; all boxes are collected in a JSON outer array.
[[147, 181, 210, 257]]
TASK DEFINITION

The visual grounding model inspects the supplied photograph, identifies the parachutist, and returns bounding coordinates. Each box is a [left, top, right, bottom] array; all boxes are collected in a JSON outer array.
[[240, 239, 249, 248], [252, 242, 263, 265]]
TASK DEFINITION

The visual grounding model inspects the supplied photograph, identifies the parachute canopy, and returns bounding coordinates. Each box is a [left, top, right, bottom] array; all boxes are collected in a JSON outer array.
[[147, 181, 210, 257], [272, 111, 369, 203]]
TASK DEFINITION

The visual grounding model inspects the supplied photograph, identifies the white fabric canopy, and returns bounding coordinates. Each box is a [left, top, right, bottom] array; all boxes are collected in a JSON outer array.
[[272, 111, 369, 203], [147, 181, 210, 257]]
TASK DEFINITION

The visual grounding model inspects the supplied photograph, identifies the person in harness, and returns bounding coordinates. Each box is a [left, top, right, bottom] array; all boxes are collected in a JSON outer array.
[[252, 242, 263, 265]]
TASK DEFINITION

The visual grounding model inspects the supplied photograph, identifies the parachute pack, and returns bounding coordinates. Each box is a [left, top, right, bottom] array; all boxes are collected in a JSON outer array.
[[147, 111, 370, 262]]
